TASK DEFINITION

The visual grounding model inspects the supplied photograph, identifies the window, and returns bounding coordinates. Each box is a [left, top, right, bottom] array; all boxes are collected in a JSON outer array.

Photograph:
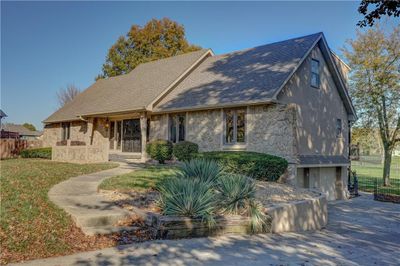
[[224, 109, 246, 144], [336, 119, 342, 138], [311, 59, 320, 88], [169, 113, 185, 143], [61, 122, 70, 141]]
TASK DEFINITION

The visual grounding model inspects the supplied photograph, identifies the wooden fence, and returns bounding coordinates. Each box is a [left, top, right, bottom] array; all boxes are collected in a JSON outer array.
[[0, 139, 43, 159]]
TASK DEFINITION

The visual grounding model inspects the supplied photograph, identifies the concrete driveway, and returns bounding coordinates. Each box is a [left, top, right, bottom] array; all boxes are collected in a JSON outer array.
[[14, 193, 400, 266]]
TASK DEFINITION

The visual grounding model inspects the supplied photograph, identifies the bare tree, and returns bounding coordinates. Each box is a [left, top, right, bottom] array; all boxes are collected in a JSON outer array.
[[57, 84, 80, 108]]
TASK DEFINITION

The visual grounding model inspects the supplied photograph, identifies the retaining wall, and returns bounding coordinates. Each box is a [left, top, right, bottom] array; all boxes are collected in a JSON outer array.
[[142, 192, 327, 239]]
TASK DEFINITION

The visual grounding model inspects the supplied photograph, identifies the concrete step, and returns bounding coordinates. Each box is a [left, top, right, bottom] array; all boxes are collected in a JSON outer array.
[[109, 153, 142, 162], [82, 225, 141, 236], [74, 211, 132, 227]]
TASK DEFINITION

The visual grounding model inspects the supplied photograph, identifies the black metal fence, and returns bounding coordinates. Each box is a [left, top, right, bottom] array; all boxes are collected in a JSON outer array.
[[351, 172, 400, 203]]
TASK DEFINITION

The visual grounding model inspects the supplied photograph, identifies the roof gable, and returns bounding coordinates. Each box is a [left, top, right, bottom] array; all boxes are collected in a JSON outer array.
[[154, 33, 322, 111]]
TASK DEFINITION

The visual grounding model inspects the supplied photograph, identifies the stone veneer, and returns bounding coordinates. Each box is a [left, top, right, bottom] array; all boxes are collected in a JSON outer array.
[[149, 114, 168, 141], [246, 104, 297, 163], [186, 109, 223, 152]]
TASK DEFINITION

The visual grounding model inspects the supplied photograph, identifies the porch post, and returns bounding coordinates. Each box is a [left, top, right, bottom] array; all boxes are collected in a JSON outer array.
[[140, 113, 147, 162], [86, 118, 94, 145]]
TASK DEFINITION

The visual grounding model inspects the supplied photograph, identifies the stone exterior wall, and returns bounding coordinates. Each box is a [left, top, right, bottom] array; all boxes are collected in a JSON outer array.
[[91, 118, 109, 147], [42, 123, 61, 147], [44, 118, 109, 163], [42, 121, 89, 147], [149, 114, 168, 141], [246, 104, 297, 163], [70, 121, 88, 142], [52, 143, 108, 163], [186, 109, 223, 152]]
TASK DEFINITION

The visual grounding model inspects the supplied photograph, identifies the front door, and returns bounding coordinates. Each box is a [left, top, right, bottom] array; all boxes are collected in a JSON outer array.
[[122, 119, 141, 152]]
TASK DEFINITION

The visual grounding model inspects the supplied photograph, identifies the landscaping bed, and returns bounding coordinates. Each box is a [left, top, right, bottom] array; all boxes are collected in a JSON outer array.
[[101, 181, 318, 214], [100, 160, 326, 239]]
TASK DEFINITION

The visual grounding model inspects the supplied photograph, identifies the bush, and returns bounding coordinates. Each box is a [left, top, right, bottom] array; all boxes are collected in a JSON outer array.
[[197, 151, 288, 182], [178, 159, 222, 185], [20, 147, 52, 159], [173, 141, 199, 161], [157, 178, 217, 226], [146, 140, 173, 164]]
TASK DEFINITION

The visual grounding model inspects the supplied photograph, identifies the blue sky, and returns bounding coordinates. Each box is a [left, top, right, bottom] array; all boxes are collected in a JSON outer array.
[[0, 1, 377, 129]]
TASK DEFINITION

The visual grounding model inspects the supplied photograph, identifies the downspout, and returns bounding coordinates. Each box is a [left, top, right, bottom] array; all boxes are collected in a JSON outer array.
[[348, 120, 352, 190]]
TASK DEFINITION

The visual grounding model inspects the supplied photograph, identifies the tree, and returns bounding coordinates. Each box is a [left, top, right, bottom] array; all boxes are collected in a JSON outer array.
[[57, 84, 80, 108], [96, 18, 201, 79], [22, 123, 36, 132], [343, 24, 400, 186], [357, 0, 400, 27]]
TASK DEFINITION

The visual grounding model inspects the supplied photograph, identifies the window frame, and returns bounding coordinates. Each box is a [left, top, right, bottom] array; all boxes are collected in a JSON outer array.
[[336, 118, 342, 138], [168, 113, 186, 143], [61, 122, 71, 141], [223, 108, 246, 145], [310, 58, 320, 89]]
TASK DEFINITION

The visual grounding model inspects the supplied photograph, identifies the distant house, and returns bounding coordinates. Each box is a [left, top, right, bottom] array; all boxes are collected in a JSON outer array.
[[0, 109, 7, 127], [0, 123, 42, 140], [43, 32, 356, 200]]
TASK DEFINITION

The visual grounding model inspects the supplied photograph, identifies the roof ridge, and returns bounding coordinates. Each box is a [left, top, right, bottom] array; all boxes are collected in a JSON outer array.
[[214, 32, 323, 58]]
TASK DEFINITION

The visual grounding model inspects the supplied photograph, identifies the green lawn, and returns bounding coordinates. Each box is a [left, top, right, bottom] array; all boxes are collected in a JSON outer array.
[[99, 165, 179, 191], [351, 156, 400, 195], [0, 159, 117, 264]]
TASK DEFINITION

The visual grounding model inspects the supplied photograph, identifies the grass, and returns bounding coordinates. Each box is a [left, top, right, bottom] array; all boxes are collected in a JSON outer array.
[[99, 165, 180, 191], [351, 156, 400, 195], [0, 158, 118, 264]]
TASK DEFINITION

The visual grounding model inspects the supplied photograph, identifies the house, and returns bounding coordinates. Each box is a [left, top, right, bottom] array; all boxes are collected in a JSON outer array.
[[1, 123, 42, 140], [43, 32, 356, 200], [0, 109, 7, 128]]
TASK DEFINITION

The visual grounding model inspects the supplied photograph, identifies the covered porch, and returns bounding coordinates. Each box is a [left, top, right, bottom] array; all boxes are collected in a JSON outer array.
[[106, 112, 148, 162]]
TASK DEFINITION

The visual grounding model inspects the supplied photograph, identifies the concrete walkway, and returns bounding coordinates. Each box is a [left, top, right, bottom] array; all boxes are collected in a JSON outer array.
[[15, 193, 400, 266], [48, 162, 144, 235]]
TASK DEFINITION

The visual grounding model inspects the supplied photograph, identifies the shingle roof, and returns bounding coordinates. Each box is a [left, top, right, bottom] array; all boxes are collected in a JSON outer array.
[[0, 109, 7, 118], [1, 123, 42, 136], [298, 155, 350, 166], [44, 49, 210, 123], [154, 33, 322, 111]]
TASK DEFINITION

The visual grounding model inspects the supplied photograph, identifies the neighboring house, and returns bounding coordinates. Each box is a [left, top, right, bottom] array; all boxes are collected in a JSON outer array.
[[43, 32, 356, 200], [0, 109, 7, 128], [1, 123, 42, 140]]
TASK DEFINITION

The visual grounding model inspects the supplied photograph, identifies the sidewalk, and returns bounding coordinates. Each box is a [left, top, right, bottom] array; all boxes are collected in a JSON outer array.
[[48, 162, 144, 235]]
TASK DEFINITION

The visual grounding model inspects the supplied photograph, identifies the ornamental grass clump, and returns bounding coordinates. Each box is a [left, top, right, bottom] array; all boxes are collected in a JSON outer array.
[[157, 159, 270, 233], [178, 159, 222, 186], [216, 173, 270, 233], [157, 178, 217, 226]]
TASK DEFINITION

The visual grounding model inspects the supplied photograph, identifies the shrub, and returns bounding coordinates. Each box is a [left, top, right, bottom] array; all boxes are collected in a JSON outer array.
[[173, 141, 199, 161], [146, 140, 173, 164], [20, 147, 52, 159], [157, 178, 217, 226], [178, 159, 222, 185], [197, 151, 288, 182]]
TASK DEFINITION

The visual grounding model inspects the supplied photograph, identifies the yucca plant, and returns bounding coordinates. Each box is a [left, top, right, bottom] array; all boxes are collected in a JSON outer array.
[[178, 159, 222, 186], [217, 173, 269, 233], [217, 174, 256, 213], [157, 178, 217, 226]]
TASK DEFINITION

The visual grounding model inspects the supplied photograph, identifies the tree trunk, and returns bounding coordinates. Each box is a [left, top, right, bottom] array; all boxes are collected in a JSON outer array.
[[382, 148, 392, 186]]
